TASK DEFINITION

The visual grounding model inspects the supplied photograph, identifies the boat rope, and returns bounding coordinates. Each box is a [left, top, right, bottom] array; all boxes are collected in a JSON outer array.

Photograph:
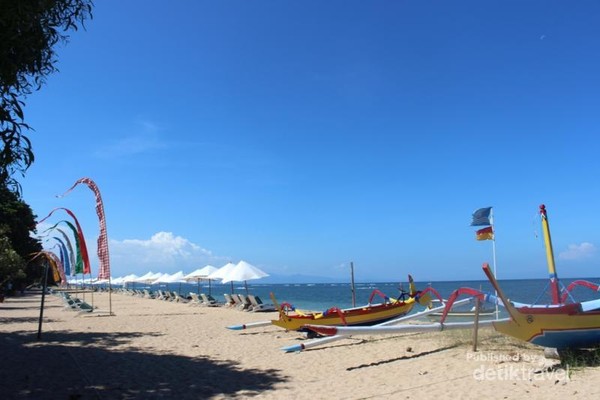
[[559, 280, 577, 304], [532, 280, 551, 305]]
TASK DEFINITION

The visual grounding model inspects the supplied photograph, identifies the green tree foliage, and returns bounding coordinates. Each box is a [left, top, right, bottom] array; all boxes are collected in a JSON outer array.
[[0, 232, 26, 288], [0, 183, 43, 287], [0, 0, 93, 192]]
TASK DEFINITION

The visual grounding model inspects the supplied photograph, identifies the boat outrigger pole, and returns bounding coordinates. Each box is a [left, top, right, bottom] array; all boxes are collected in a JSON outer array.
[[540, 204, 561, 305]]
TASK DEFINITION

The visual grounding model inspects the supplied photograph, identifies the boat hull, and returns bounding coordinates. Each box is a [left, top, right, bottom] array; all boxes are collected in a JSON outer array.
[[493, 308, 600, 349], [271, 294, 429, 332]]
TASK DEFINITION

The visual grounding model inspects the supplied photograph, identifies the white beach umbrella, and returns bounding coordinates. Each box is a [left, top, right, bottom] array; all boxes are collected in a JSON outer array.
[[184, 265, 218, 280], [184, 265, 218, 294], [119, 274, 140, 288], [162, 271, 186, 283], [133, 271, 159, 284], [122, 274, 140, 283], [207, 262, 236, 280], [149, 272, 164, 282], [151, 272, 174, 285], [208, 262, 237, 293], [111, 276, 124, 285], [152, 271, 186, 293], [221, 260, 269, 294]]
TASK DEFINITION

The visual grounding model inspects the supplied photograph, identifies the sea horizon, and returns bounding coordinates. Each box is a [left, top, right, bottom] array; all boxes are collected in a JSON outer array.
[[106, 276, 600, 313]]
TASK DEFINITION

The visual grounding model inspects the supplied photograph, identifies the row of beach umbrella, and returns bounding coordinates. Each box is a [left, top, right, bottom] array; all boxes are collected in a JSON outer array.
[[82, 260, 269, 295]]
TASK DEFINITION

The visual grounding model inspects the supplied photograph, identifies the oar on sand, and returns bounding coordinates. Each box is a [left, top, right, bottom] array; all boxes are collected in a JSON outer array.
[[226, 292, 284, 331], [227, 320, 272, 330]]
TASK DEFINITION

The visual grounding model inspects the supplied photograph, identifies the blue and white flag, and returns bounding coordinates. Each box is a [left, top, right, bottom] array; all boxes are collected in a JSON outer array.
[[471, 207, 492, 226]]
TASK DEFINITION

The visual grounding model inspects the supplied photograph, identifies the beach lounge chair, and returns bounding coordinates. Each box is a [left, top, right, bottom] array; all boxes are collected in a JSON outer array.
[[172, 292, 188, 303], [188, 293, 202, 306], [159, 290, 171, 301], [60, 294, 81, 310], [200, 293, 220, 307], [75, 299, 94, 313], [247, 294, 276, 312], [236, 294, 253, 311], [155, 290, 167, 300], [163, 291, 175, 301], [223, 293, 236, 307], [60, 293, 94, 313], [229, 293, 244, 309]]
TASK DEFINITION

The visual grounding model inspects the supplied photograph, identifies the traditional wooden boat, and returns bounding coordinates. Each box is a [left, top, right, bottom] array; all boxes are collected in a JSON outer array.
[[281, 297, 475, 352], [480, 264, 600, 348], [465, 205, 600, 349], [269, 275, 433, 333], [302, 205, 600, 350]]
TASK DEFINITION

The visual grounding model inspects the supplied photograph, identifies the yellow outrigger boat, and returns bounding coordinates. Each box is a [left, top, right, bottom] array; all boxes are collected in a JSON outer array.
[[269, 275, 432, 333]]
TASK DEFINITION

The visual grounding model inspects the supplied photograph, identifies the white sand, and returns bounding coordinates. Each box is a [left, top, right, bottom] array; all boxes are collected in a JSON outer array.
[[1, 290, 598, 399]]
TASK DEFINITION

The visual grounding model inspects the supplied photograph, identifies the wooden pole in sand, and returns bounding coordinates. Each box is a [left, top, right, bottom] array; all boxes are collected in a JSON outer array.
[[350, 262, 356, 307], [37, 261, 50, 340], [472, 297, 481, 352], [89, 272, 94, 308], [108, 277, 113, 315]]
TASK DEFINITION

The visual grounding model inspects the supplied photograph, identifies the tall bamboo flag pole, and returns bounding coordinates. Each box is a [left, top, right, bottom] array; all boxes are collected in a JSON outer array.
[[58, 178, 113, 315], [37, 260, 50, 340], [472, 206, 498, 319], [350, 262, 356, 307]]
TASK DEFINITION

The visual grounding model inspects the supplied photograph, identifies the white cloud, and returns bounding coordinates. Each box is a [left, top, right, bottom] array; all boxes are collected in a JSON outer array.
[[94, 119, 166, 158], [558, 242, 596, 261], [109, 232, 227, 276]]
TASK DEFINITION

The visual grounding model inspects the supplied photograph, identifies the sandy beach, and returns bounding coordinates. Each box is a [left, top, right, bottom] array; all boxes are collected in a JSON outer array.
[[1, 290, 599, 399]]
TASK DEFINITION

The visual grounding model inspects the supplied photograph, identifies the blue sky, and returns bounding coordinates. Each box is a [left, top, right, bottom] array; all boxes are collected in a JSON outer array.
[[21, 1, 600, 282]]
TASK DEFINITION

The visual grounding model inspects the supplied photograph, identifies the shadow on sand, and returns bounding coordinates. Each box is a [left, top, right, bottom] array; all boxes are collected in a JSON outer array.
[[0, 329, 287, 399]]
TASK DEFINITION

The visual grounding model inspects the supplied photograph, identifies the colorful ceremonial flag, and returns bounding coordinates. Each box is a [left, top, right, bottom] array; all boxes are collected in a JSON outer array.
[[476, 226, 494, 241], [60, 178, 111, 280], [471, 207, 492, 226], [38, 208, 90, 275], [63, 221, 84, 274]]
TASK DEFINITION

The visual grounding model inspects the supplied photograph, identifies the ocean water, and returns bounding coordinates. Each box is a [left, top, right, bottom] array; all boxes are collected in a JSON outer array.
[[141, 277, 600, 313]]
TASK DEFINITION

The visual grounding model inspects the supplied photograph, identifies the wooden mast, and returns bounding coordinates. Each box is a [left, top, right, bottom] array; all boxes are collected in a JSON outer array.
[[539, 204, 561, 305]]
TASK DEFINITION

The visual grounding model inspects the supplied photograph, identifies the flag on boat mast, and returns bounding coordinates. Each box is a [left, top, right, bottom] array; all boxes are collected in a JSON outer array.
[[476, 226, 494, 241], [471, 206, 499, 319], [471, 207, 492, 226]]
